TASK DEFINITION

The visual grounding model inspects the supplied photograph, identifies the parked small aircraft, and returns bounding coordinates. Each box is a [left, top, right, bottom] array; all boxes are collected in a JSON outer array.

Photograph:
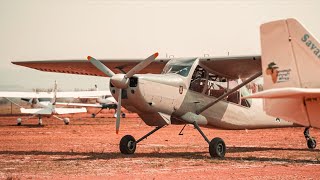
[[12, 18, 311, 158], [0, 82, 112, 125], [244, 18, 320, 149], [57, 85, 126, 118]]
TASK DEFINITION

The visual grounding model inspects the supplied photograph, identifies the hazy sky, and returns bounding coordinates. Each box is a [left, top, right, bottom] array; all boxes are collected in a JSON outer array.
[[0, 0, 319, 91]]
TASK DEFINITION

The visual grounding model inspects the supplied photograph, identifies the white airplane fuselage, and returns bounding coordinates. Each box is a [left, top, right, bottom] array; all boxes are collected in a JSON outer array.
[[110, 58, 294, 129]]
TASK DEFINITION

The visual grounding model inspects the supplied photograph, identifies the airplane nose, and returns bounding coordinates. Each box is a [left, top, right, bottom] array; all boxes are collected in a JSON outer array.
[[110, 74, 129, 89]]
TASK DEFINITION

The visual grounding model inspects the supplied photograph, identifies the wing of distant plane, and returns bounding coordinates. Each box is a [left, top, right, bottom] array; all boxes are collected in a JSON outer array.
[[56, 102, 103, 108], [20, 107, 52, 115], [12, 55, 261, 79], [0, 90, 110, 98], [55, 107, 87, 114]]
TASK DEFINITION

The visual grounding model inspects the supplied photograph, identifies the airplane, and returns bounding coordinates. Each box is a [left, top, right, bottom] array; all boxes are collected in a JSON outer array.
[[56, 96, 126, 118], [11, 18, 310, 158], [243, 18, 320, 149], [0, 82, 113, 125], [56, 85, 126, 118]]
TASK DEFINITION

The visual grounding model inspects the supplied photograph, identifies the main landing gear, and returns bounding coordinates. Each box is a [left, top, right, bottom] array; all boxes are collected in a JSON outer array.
[[192, 121, 226, 158], [16, 115, 42, 126], [304, 127, 317, 149], [119, 122, 226, 158]]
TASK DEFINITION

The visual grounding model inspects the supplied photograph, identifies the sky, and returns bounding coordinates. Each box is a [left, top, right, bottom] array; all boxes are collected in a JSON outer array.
[[0, 0, 319, 91]]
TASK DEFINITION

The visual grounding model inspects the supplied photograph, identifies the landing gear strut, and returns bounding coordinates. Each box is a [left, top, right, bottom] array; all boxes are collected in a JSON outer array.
[[304, 127, 317, 149], [192, 121, 226, 158], [38, 116, 42, 126], [119, 126, 163, 154]]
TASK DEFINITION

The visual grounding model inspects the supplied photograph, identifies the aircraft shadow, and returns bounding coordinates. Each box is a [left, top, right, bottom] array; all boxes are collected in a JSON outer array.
[[6, 124, 45, 128], [0, 146, 319, 164], [227, 146, 320, 153]]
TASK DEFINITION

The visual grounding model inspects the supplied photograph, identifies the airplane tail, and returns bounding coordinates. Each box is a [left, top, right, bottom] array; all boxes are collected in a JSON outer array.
[[260, 18, 320, 89], [246, 18, 320, 128], [52, 81, 58, 105]]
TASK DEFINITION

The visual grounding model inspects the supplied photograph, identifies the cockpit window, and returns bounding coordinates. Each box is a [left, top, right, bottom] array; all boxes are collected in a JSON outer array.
[[162, 58, 197, 77], [162, 65, 192, 77]]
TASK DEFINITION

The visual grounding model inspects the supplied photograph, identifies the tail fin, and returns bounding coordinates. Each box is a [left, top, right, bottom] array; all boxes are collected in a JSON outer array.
[[52, 81, 57, 105], [253, 18, 320, 128], [261, 18, 320, 89]]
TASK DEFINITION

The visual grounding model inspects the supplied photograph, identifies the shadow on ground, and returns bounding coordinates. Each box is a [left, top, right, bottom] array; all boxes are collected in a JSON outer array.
[[0, 146, 319, 164]]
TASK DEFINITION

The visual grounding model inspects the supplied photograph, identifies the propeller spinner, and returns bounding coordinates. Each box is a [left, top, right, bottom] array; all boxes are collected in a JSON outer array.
[[87, 52, 159, 134]]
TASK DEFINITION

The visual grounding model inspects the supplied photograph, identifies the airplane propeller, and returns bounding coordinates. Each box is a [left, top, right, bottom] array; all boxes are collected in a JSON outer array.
[[87, 52, 159, 134]]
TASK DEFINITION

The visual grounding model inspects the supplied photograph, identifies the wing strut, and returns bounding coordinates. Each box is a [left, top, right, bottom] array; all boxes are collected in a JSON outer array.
[[196, 71, 262, 115]]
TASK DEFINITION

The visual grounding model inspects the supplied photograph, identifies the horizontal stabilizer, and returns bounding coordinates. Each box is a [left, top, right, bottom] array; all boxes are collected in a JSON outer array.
[[244, 88, 320, 99]]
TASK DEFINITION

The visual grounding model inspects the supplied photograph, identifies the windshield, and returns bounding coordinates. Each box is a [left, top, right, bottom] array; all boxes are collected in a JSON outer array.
[[162, 58, 196, 77], [162, 65, 192, 77]]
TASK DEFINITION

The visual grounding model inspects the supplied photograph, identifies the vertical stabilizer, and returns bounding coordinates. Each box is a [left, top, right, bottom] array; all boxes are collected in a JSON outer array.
[[261, 18, 320, 89], [258, 18, 320, 128]]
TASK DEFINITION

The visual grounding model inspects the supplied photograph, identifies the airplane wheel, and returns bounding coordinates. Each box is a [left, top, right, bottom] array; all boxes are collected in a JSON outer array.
[[120, 135, 136, 154], [17, 118, 22, 126], [209, 137, 226, 158], [64, 118, 70, 125], [91, 113, 96, 118], [121, 113, 126, 118], [307, 138, 316, 149], [38, 118, 43, 126]]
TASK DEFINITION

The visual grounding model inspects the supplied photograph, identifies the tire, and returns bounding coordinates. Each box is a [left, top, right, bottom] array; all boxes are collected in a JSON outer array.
[[307, 138, 317, 149], [121, 113, 126, 118], [209, 137, 226, 158], [120, 135, 136, 154], [64, 118, 70, 125]]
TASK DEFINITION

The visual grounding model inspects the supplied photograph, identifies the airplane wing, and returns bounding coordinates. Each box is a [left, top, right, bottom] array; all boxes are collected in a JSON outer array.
[[56, 91, 111, 98], [55, 102, 103, 108], [20, 107, 52, 115], [12, 58, 170, 77], [12, 55, 261, 79], [0, 90, 111, 98], [54, 107, 87, 114], [199, 55, 261, 79], [0, 92, 56, 98]]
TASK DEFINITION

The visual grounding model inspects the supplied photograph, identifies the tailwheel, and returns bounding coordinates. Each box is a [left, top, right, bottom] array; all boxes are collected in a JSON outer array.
[[304, 127, 317, 149], [209, 137, 226, 158], [307, 138, 317, 149], [120, 135, 136, 154]]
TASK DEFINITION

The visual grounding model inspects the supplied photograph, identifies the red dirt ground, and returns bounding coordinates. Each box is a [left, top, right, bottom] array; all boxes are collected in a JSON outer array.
[[0, 113, 320, 179]]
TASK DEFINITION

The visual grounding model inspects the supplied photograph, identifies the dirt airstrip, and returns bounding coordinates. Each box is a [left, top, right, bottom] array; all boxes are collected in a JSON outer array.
[[0, 112, 320, 179]]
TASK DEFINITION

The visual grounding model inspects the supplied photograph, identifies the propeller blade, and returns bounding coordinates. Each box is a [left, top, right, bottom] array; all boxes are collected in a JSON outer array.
[[116, 88, 122, 134], [125, 52, 158, 78], [87, 56, 115, 77]]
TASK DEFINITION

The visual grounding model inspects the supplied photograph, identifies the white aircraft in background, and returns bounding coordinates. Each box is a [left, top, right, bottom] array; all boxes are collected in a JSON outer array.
[[56, 85, 126, 118], [12, 18, 314, 158], [1, 82, 112, 125], [244, 18, 320, 149]]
